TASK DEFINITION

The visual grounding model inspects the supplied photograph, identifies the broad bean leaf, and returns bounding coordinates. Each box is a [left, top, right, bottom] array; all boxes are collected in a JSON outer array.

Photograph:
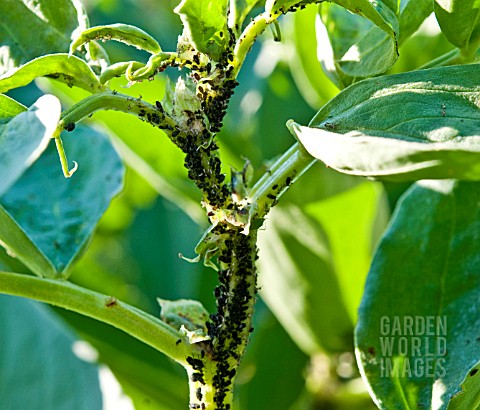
[[290, 64, 480, 181], [0, 54, 104, 94], [258, 204, 352, 355], [448, 361, 480, 409], [0, 295, 102, 410], [0, 94, 60, 197], [317, 2, 399, 87], [0, 126, 124, 279], [398, 0, 433, 45], [0, 0, 88, 75], [355, 180, 480, 409], [174, 0, 229, 60], [434, 0, 480, 54]]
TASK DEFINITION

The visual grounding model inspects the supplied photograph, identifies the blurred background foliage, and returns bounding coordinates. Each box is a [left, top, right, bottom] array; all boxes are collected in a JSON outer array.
[[2, 1, 454, 408]]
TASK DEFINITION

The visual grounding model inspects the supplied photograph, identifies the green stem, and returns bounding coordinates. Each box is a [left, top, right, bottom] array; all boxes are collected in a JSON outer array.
[[59, 91, 177, 131], [0, 271, 197, 366], [419, 49, 461, 69], [232, 11, 280, 77], [419, 46, 480, 70], [248, 142, 315, 219]]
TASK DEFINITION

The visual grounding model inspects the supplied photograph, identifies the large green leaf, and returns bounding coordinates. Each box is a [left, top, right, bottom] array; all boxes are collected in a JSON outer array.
[[0, 0, 88, 75], [434, 0, 480, 55], [0, 94, 60, 197], [0, 54, 104, 94], [398, 0, 433, 45], [317, 2, 399, 87], [258, 204, 352, 355], [174, 0, 229, 60], [355, 180, 480, 409], [0, 126, 124, 278], [290, 64, 480, 181], [0, 295, 102, 410]]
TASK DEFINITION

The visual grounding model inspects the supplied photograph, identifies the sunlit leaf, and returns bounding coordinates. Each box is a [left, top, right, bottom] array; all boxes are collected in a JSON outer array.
[[0, 54, 104, 94], [356, 180, 480, 409], [317, 2, 399, 87], [290, 64, 480, 181], [0, 0, 88, 75]]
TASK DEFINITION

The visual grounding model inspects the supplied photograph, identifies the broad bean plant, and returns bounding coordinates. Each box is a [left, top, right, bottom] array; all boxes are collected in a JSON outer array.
[[0, 0, 479, 409]]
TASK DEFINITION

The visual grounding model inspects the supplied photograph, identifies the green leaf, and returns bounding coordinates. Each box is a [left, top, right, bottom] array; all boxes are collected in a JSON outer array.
[[0, 295, 102, 410], [434, 0, 480, 56], [258, 204, 353, 355], [0, 207, 57, 278], [289, 64, 480, 182], [0, 93, 26, 118], [398, 0, 434, 45], [317, 2, 399, 87], [0, 0, 88, 75], [0, 54, 104, 94], [448, 361, 480, 409], [355, 180, 480, 409], [0, 94, 60, 197], [70, 24, 162, 55], [174, 0, 229, 60], [0, 126, 124, 278]]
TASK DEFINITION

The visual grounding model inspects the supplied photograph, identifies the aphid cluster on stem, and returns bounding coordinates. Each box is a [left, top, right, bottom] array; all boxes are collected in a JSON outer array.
[[201, 226, 258, 409]]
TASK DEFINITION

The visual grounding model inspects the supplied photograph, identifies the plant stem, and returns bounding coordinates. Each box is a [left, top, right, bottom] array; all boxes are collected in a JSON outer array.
[[0, 271, 197, 366], [232, 11, 279, 77], [419, 47, 480, 70], [192, 229, 258, 410], [59, 91, 177, 131], [248, 142, 315, 220]]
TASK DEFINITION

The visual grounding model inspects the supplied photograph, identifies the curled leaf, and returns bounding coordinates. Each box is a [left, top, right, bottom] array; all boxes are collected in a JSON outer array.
[[70, 24, 162, 55]]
